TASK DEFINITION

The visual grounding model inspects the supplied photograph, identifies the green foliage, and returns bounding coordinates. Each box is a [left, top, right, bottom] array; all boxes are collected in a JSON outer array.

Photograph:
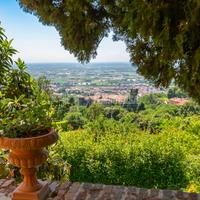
[[0, 86, 199, 191], [35, 93, 200, 191], [168, 87, 188, 99], [0, 27, 199, 190], [104, 106, 127, 120], [52, 128, 200, 191], [121, 111, 168, 134], [18, 0, 200, 103], [52, 97, 71, 120], [180, 102, 200, 117], [68, 96, 75, 106], [37, 75, 51, 95], [65, 112, 86, 130], [138, 93, 161, 108], [53, 120, 68, 132], [38, 141, 71, 181], [0, 150, 9, 178], [0, 27, 33, 99], [0, 26, 17, 83], [86, 103, 104, 121], [0, 25, 54, 138], [0, 90, 53, 138], [137, 102, 145, 111]]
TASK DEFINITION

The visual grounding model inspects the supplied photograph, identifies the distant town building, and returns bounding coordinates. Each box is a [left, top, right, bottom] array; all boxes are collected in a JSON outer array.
[[168, 98, 189, 106], [123, 89, 139, 111]]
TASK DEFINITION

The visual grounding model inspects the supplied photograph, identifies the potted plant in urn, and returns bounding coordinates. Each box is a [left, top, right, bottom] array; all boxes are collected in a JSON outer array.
[[0, 26, 58, 200]]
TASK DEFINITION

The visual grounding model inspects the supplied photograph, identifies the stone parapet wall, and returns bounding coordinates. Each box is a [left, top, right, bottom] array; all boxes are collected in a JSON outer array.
[[0, 179, 199, 200]]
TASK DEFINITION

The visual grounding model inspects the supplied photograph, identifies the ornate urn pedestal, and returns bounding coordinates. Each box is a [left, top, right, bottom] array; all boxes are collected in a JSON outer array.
[[0, 128, 58, 200]]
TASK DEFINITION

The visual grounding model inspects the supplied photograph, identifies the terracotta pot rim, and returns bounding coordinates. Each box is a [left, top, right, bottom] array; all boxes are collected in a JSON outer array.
[[2, 128, 54, 141], [0, 128, 58, 150]]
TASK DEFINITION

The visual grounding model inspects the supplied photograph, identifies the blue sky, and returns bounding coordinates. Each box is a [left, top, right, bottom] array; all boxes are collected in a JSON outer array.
[[0, 1, 130, 63]]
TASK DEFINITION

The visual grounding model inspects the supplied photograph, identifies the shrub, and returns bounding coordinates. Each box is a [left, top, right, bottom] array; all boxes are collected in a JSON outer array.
[[86, 103, 104, 121], [65, 112, 86, 130], [0, 91, 53, 138], [104, 106, 127, 120], [51, 128, 200, 191], [38, 140, 71, 181]]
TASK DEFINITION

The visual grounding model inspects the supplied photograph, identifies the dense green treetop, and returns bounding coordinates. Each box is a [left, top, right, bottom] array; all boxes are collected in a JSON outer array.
[[0, 26, 33, 99], [18, 0, 200, 102]]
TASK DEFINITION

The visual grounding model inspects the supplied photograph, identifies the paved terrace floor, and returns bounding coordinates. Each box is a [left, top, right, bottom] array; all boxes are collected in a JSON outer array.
[[0, 179, 200, 200]]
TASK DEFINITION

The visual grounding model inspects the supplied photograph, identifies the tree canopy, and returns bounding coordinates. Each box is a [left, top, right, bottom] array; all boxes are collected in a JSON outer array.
[[0, 26, 33, 99], [18, 0, 200, 103]]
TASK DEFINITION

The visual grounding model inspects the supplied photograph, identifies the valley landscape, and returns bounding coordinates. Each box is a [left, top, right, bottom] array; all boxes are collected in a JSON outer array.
[[28, 62, 164, 103]]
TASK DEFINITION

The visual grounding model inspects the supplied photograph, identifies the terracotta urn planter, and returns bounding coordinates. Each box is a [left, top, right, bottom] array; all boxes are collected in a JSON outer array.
[[0, 128, 58, 200]]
